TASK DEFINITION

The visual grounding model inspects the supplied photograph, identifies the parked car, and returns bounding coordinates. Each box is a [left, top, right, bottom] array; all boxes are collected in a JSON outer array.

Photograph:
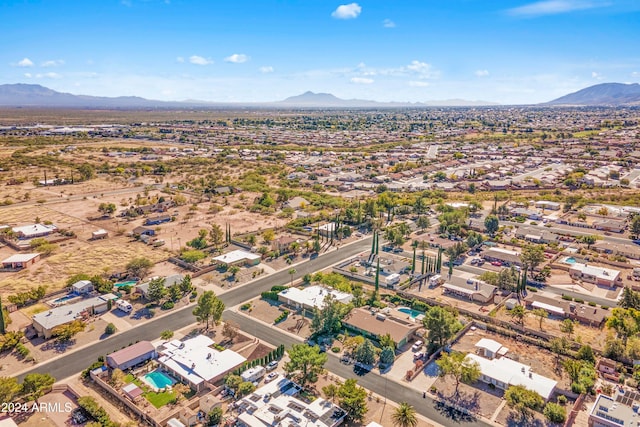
[[411, 341, 423, 351], [491, 261, 502, 266], [414, 351, 424, 360], [266, 361, 279, 371], [264, 372, 278, 383]]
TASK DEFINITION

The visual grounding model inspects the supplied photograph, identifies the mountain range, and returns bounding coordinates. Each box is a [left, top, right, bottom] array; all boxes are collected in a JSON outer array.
[[547, 83, 640, 106], [0, 82, 639, 109], [0, 84, 496, 109]]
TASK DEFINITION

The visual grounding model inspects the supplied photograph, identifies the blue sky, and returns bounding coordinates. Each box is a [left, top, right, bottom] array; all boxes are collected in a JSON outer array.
[[2, 0, 639, 104]]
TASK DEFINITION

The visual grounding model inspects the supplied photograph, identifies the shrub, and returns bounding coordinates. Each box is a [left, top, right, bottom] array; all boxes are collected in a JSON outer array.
[[557, 395, 567, 405], [331, 347, 340, 353], [240, 303, 252, 310], [574, 298, 584, 304], [274, 310, 289, 324], [104, 323, 117, 335], [588, 301, 597, 307], [271, 285, 287, 292], [15, 343, 30, 358], [161, 330, 174, 340], [161, 301, 174, 310], [544, 402, 566, 423], [561, 294, 572, 301], [261, 291, 279, 301], [526, 286, 538, 293]]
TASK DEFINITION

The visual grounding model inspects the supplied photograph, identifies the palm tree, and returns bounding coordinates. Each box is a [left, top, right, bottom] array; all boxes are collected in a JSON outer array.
[[288, 268, 296, 286], [392, 402, 418, 427]]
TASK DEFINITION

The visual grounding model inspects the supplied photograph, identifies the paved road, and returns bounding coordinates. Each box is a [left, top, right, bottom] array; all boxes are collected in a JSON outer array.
[[225, 311, 490, 427], [17, 238, 372, 382]]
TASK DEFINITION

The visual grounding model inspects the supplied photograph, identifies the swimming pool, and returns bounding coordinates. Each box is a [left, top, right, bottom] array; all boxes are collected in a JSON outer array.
[[114, 280, 137, 288], [397, 307, 424, 318], [143, 371, 174, 390], [50, 293, 81, 306], [562, 256, 577, 264]]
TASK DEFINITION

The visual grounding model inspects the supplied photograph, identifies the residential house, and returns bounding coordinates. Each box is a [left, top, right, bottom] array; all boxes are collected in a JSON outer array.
[[1, 253, 40, 270], [32, 294, 117, 339], [278, 286, 353, 311], [283, 196, 310, 210], [272, 236, 298, 254], [136, 274, 184, 299], [482, 248, 522, 266], [211, 250, 261, 267], [71, 280, 94, 294], [107, 341, 157, 370], [593, 219, 626, 233], [235, 374, 346, 427], [343, 307, 421, 349], [569, 263, 621, 287], [592, 241, 640, 260], [144, 215, 171, 226], [12, 223, 57, 240], [442, 278, 497, 303], [157, 335, 246, 392], [588, 391, 640, 427]]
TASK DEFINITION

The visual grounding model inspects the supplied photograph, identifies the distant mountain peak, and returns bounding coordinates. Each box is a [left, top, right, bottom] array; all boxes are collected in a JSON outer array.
[[547, 82, 640, 106]]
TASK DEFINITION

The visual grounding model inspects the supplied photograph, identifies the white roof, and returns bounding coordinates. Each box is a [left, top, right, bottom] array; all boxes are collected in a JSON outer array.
[[475, 338, 503, 354], [442, 283, 475, 295], [12, 223, 56, 237], [466, 353, 557, 400], [2, 253, 40, 263], [33, 294, 116, 330], [211, 249, 260, 264], [236, 374, 344, 427], [570, 263, 620, 281], [166, 419, 186, 427], [531, 301, 565, 315], [72, 280, 92, 290], [158, 335, 246, 386], [488, 247, 519, 256], [278, 285, 353, 309]]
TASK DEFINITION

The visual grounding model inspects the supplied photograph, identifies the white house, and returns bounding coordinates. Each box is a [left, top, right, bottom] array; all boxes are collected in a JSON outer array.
[[569, 263, 621, 287], [465, 353, 557, 400], [277, 285, 353, 311], [211, 250, 261, 267], [12, 223, 57, 239], [157, 335, 246, 391], [236, 374, 346, 427]]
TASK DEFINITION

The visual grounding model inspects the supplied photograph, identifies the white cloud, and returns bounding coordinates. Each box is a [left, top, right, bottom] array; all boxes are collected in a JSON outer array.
[[259, 66, 274, 73], [15, 58, 34, 67], [176, 56, 185, 63], [409, 81, 429, 87], [406, 61, 433, 76], [383, 19, 396, 28], [36, 72, 62, 79], [189, 55, 213, 65], [332, 3, 362, 19], [591, 71, 603, 80], [41, 59, 64, 67], [24, 73, 32, 78], [475, 69, 490, 77], [224, 54, 249, 64], [631, 71, 640, 77], [350, 77, 374, 84], [507, 1, 608, 17]]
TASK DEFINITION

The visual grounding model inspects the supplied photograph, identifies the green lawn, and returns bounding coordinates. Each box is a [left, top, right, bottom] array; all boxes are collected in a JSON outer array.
[[122, 373, 179, 408]]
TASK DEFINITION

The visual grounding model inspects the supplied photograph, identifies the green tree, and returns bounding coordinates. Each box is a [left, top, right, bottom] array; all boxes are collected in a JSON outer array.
[[209, 224, 224, 249], [77, 163, 95, 181], [337, 378, 368, 422], [146, 277, 167, 303], [579, 235, 598, 249], [237, 381, 256, 397], [125, 257, 153, 279], [505, 385, 544, 418], [560, 319, 575, 336], [310, 294, 350, 336], [380, 346, 395, 365], [288, 268, 296, 286], [509, 305, 526, 326], [544, 402, 566, 424], [0, 377, 21, 403], [436, 351, 481, 396], [161, 330, 174, 340], [193, 291, 224, 330], [532, 308, 548, 330], [521, 244, 545, 271], [631, 215, 640, 239], [224, 374, 242, 393], [262, 229, 275, 243], [576, 345, 596, 364], [284, 344, 327, 387], [98, 202, 116, 215], [619, 287, 640, 310], [22, 373, 55, 400], [392, 402, 418, 427], [379, 333, 396, 351], [52, 319, 86, 342], [423, 306, 462, 349], [180, 275, 193, 294], [416, 215, 430, 231], [207, 407, 223, 426], [180, 249, 206, 263], [484, 215, 499, 235], [353, 339, 377, 366], [322, 383, 339, 403], [104, 323, 117, 335]]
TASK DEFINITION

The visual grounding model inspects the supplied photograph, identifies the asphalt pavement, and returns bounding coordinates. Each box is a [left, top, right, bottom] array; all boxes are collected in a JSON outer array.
[[17, 237, 372, 382]]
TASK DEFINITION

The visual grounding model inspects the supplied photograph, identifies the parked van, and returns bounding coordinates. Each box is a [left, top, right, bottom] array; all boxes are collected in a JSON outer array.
[[116, 299, 133, 313]]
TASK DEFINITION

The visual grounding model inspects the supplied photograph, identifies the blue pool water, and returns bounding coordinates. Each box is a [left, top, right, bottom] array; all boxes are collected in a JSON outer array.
[[114, 280, 137, 288], [144, 371, 174, 389], [52, 293, 78, 304], [398, 307, 424, 318], [563, 257, 577, 264]]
